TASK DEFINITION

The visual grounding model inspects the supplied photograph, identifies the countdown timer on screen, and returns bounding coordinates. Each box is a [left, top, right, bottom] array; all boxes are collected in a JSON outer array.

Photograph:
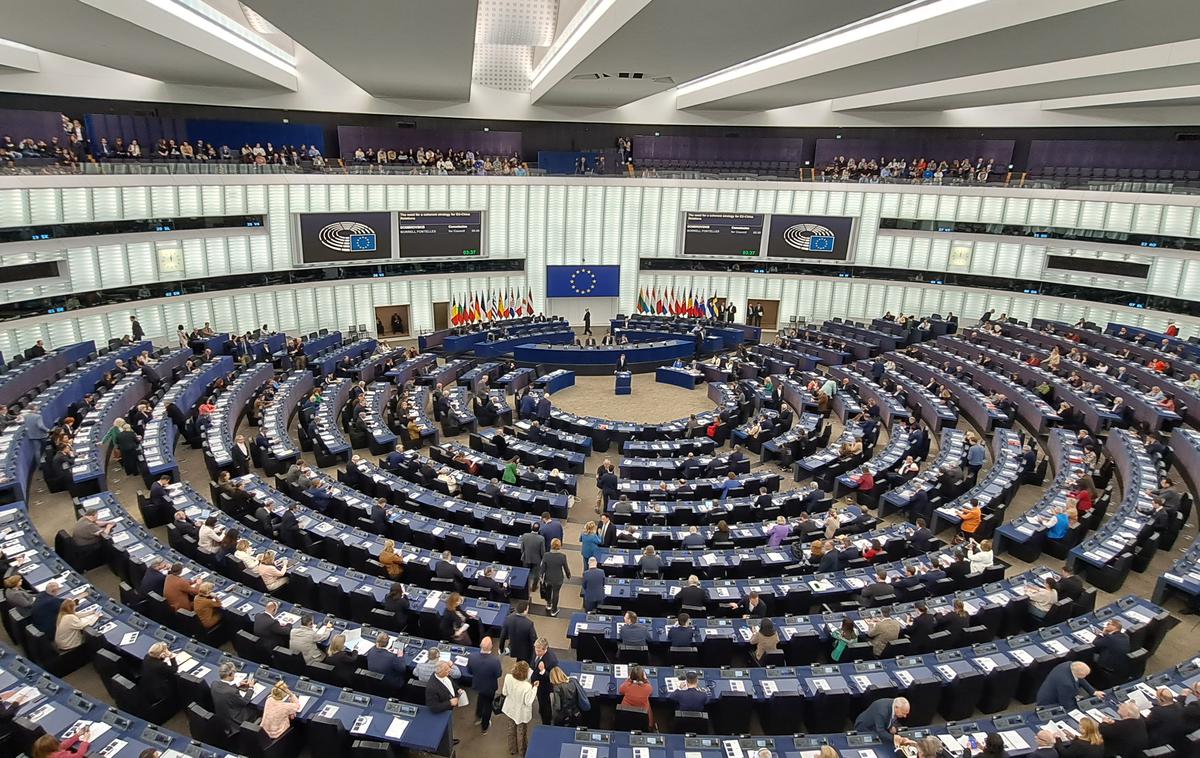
[[397, 211, 485, 258]]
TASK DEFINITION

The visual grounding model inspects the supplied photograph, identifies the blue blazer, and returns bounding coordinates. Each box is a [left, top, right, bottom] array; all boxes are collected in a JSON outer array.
[[366, 646, 408, 691], [1036, 660, 1094, 708], [581, 568, 605, 609]]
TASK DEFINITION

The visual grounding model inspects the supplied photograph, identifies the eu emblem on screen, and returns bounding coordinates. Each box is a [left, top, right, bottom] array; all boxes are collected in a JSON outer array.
[[570, 269, 598, 294], [350, 234, 377, 252], [545, 265, 621, 298]]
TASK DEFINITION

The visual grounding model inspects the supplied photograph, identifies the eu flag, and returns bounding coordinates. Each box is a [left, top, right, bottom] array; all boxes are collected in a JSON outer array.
[[546, 265, 621, 298]]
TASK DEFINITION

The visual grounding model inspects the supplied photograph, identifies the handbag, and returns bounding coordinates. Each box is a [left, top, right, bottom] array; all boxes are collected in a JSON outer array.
[[492, 692, 505, 714]]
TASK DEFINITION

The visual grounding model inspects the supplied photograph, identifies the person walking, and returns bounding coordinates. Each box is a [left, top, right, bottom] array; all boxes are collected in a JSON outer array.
[[540, 538, 571, 616], [500, 660, 539, 755]]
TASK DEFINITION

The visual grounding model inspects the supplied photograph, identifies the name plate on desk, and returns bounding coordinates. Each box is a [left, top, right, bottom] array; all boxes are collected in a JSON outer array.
[[575, 729, 611, 744]]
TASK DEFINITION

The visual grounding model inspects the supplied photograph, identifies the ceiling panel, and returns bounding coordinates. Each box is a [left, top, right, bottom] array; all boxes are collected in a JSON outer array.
[[245, 0, 478, 100], [537, 0, 907, 108]]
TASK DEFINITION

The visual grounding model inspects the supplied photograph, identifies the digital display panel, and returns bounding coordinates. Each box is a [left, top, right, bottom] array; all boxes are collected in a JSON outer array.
[[765, 214, 855, 261], [681, 212, 764, 257], [397, 211, 484, 258], [297, 212, 394, 263]]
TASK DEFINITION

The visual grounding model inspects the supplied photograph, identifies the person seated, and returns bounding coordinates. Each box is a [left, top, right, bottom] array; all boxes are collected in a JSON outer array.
[[748, 618, 779, 664], [619, 611, 651, 647]]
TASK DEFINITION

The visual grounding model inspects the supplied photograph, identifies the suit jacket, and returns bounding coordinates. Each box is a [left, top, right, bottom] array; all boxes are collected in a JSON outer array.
[[676, 585, 706, 609], [1057, 574, 1084, 601], [598, 521, 617, 547], [499, 613, 538, 662], [211, 680, 254, 736], [519, 532, 545, 565], [366, 646, 407, 691], [289, 624, 330, 664], [581, 568, 605, 609], [1099, 716, 1147, 757], [909, 526, 934, 551], [619, 622, 651, 647], [467, 651, 503, 696], [434, 560, 465, 585], [425, 675, 458, 713], [139, 656, 177, 703], [667, 625, 698, 648], [1036, 660, 1094, 708], [138, 568, 166, 597], [278, 512, 303, 545], [253, 612, 290, 650], [907, 612, 938, 650], [29, 594, 64, 635], [230, 444, 251, 475], [540, 520, 564, 549], [853, 697, 902, 746], [859, 581, 894, 607], [1093, 631, 1130, 674], [541, 551, 570, 586], [1147, 702, 1187, 746], [945, 560, 970, 581]]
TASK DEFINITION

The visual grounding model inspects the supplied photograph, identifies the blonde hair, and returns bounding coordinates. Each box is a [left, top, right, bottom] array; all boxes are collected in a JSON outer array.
[[328, 634, 346, 655], [1077, 717, 1102, 745], [148, 642, 170, 658], [583, 521, 596, 535], [270, 681, 291, 700], [549, 666, 570, 686]]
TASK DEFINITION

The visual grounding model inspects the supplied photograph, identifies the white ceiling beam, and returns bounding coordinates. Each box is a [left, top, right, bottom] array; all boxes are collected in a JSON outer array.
[[0, 40, 40, 72], [1042, 83, 1200, 110], [77, 0, 297, 88], [830, 38, 1200, 111], [674, 0, 1114, 110], [529, 0, 652, 103]]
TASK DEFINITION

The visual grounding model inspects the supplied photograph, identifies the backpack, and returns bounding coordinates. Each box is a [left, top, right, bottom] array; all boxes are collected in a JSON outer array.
[[550, 681, 589, 725]]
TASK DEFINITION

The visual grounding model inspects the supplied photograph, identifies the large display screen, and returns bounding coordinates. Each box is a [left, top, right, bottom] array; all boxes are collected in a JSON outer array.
[[398, 211, 484, 258], [297, 212, 394, 264], [546, 265, 621, 298], [681, 212, 764, 257], [765, 214, 855, 261]]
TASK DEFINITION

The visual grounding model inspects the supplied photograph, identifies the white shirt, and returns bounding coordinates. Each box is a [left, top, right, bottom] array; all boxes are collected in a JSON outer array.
[[435, 675, 456, 697]]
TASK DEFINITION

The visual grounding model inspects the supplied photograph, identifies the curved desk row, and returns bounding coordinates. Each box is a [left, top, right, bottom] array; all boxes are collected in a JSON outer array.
[[513, 340, 694, 374]]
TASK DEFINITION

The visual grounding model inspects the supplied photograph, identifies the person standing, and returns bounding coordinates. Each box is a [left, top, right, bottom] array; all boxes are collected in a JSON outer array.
[[467, 636, 503, 734], [583, 309, 592, 336], [500, 661, 538, 755], [530, 637, 558, 724], [130, 315, 145, 341], [540, 538, 571, 616]]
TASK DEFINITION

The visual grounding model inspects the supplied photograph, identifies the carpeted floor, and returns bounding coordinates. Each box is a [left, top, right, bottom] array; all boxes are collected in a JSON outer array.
[[9, 340, 1199, 756]]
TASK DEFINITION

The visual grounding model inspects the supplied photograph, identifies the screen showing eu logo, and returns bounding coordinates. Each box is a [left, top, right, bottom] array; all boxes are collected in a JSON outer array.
[[546, 265, 621, 298], [350, 234, 377, 252]]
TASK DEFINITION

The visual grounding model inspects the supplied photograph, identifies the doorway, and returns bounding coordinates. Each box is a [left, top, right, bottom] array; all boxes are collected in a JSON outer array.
[[746, 298, 780, 330], [374, 304, 411, 337], [433, 301, 449, 331]]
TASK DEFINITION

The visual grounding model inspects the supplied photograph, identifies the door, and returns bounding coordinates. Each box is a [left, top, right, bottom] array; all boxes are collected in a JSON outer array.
[[747, 298, 780, 330], [433, 301, 449, 331], [374, 305, 411, 337]]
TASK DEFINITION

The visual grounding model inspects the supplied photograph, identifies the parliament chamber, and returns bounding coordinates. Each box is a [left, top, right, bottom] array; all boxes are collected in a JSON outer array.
[[4, 3, 1200, 758]]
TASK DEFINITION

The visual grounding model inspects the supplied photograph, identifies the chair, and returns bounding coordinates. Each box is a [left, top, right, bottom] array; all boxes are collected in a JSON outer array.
[[672, 710, 711, 734], [939, 668, 985, 720], [710, 691, 753, 734], [614, 704, 651, 732], [186, 703, 233, 751], [304, 715, 349, 755]]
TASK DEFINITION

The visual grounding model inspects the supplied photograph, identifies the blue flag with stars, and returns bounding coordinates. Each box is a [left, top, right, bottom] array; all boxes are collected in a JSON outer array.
[[546, 265, 621, 297]]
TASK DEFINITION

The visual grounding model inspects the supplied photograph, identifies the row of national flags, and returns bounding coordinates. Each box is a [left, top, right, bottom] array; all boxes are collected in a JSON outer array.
[[636, 286, 720, 318], [450, 288, 535, 325]]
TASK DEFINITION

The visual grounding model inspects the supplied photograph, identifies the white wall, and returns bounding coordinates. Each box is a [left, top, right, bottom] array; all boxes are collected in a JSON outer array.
[[2, 175, 1199, 352]]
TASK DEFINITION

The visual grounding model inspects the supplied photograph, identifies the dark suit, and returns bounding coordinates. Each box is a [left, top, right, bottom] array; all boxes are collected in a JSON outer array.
[[859, 581, 893, 607], [434, 559, 465, 587], [230, 444, 251, 475], [326, 651, 359, 683], [619, 623, 651, 646], [253, 612, 290, 651], [853, 697, 903, 746], [907, 612, 938, 651], [1099, 716, 1147, 757], [499, 613, 537, 663], [425, 675, 458, 712], [278, 511, 303, 546], [1036, 660, 1095, 708], [598, 520, 617, 547], [210, 680, 254, 737], [138, 568, 167, 597], [366, 646, 407, 691], [910, 526, 934, 552], [369, 504, 389, 534], [1147, 702, 1187, 748], [1057, 574, 1084, 601], [667, 625, 698, 647], [139, 656, 178, 703], [1093, 631, 1130, 679], [676, 585, 706, 610], [29, 594, 64, 635], [581, 568, 605, 611]]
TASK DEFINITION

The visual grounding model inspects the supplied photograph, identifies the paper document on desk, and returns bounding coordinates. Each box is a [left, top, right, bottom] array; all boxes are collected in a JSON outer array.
[[349, 715, 371, 734], [1000, 731, 1029, 751], [384, 717, 410, 740]]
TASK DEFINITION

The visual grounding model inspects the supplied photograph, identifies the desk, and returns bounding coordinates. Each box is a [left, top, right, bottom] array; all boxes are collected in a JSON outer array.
[[0, 341, 93, 407], [616, 471, 779, 503], [310, 378, 353, 463], [619, 452, 749, 481], [0, 343, 145, 504], [622, 437, 717, 457], [237, 474, 528, 607], [553, 595, 1171, 720], [316, 338, 376, 378], [471, 428, 586, 474], [760, 412, 823, 468], [261, 370, 314, 470], [457, 362, 501, 393], [994, 431, 1084, 560], [0, 503, 455, 756], [189, 332, 229, 355], [0, 641, 220, 756], [432, 441, 578, 496], [830, 365, 911, 427], [140, 357, 233, 482], [513, 340, 693, 373], [494, 366, 535, 394], [397, 386, 439, 447], [384, 448, 568, 519], [363, 382, 398, 454], [351, 458, 541, 540], [511, 418, 593, 456], [834, 423, 918, 497], [349, 346, 408, 383], [1068, 430, 1160, 590], [418, 317, 537, 352], [418, 359, 472, 389], [885, 368, 959, 432], [202, 363, 273, 474], [69, 373, 150, 495], [615, 371, 631, 395], [384, 353, 436, 385], [533, 369, 575, 394], [440, 387, 478, 437], [656, 366, 704, 389], [473, 329, 574, 358], [546, 406, 726, 455], [140, 346, 192, 386], [795, 423, 865, 483], [880, 429, 967, 517]]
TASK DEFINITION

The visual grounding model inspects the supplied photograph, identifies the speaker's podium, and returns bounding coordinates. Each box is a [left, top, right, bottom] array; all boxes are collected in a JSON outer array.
[[615, 371, 632, 395]]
